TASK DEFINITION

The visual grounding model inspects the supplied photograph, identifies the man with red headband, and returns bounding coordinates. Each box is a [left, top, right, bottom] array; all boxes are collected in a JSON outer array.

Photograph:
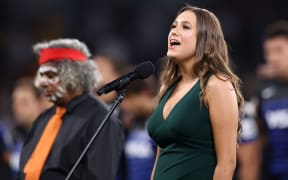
[[18, 39, 123, 180]]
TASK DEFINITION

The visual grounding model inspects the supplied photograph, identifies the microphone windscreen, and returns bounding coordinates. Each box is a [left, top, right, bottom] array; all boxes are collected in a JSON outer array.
[[135, 61, 155, 79]]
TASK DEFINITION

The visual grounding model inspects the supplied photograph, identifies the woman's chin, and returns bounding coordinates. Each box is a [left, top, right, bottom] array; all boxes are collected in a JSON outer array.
[[166, 52, 178, 59]]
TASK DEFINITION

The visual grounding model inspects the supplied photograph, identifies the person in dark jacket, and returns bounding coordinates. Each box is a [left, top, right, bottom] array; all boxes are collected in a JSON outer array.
[[19, 38, 123, 180]]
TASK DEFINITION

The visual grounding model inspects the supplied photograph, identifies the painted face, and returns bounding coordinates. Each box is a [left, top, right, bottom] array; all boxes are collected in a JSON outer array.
[[264, 37, 288, 78], [37, 64, 66, 103], [167, 10, 197, 62]]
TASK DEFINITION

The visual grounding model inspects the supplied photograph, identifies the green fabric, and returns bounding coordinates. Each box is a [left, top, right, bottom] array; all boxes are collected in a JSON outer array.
[[147, 78, 216, 180]]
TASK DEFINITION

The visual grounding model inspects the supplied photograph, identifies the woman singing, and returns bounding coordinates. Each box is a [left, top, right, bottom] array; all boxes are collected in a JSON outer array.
[[147, 5, 243, 180]]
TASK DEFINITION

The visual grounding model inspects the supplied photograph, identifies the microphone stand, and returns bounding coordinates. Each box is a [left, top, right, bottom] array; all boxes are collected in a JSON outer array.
[[65, 89, 126, 180]]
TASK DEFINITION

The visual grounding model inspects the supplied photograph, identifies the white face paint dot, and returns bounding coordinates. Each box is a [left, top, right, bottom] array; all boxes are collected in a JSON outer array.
[[38, 66, 60, 85], [37, 65, 64, 103], [39, 66, 58, 74], [55, 86, 66, 99]]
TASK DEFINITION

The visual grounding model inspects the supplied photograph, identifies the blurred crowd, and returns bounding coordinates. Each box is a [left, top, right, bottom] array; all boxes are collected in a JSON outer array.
[[0, 0, 288, 180], [0, 20, 288, 180]]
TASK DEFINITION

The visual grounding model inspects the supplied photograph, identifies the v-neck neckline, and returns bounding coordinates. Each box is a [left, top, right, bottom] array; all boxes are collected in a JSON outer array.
[[161, 78, 199, 121]]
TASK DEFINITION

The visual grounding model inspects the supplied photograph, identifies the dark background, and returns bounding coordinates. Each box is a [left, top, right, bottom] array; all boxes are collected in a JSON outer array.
[[0, 0, 287, 117]]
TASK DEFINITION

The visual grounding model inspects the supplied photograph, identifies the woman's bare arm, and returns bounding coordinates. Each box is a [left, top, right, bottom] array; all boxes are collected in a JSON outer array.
[[206, 75, 238, 180]]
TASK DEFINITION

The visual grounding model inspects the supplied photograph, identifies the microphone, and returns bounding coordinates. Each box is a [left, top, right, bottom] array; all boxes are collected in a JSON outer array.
[[97, 61, 155, 95]]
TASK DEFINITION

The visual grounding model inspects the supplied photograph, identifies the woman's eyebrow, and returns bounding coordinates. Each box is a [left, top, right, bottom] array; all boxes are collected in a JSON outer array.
[[181, 20, 192, 25]]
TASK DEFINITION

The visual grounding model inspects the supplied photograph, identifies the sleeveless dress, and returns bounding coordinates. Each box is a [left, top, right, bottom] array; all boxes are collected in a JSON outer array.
[[147, 77, 216, 180]]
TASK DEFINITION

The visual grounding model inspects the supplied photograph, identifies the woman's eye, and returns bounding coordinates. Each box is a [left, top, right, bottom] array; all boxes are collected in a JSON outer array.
[[170, 24, 176, 29], [183, 25, 190, 29]]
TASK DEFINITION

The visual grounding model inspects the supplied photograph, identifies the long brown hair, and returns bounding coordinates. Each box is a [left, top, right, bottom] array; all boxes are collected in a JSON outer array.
[[158, 5, 244, 139]]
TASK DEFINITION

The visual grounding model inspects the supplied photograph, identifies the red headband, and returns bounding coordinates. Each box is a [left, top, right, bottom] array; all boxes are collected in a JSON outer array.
[[38, 48, 87, 65]]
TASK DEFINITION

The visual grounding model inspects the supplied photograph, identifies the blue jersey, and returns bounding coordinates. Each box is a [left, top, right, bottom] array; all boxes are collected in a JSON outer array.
[[125, 128, 156, 180], [258, 82, 288, 175], [8, 126, 31, 178], [0, 121, 13, 179], [240, 101, 259, 144], [0, 124, 8, 153]]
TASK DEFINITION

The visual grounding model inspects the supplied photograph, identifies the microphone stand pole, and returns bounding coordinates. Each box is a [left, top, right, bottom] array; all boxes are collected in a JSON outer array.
[[65, 89, 126, 180]]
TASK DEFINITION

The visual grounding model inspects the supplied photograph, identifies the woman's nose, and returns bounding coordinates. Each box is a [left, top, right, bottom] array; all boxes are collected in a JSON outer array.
[[170, 28, 179, 36]]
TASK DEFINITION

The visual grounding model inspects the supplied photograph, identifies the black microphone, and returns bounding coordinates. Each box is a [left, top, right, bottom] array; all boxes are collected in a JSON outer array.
[[97, 61, 155, 95]]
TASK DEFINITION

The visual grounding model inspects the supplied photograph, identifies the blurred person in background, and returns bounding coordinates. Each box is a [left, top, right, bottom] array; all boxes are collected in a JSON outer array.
[[19, 38, 123, 180], [93, 52, 131, 106], [120, 76, 158, 180], [257, 21, 288, 80], [237, 99, 261, 180], [0, 119, 12, 180], [92, 53, 131, 180], [147, 5, 243, 179], [236, 74, 261, 180], [255, 21, 288, 180], [9, 77, 51, 178]]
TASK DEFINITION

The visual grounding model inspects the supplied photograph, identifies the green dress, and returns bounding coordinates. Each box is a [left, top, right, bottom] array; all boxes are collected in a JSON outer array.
[[147, 78, 216, 180]]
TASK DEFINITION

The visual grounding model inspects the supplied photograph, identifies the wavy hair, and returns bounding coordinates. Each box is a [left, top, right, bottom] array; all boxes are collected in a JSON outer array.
[[34, 39, 101, 93], [158, 5, 244, 139]]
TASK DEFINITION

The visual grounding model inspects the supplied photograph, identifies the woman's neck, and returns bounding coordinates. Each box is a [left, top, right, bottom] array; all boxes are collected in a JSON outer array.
[[178, 58, 198, 82]]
